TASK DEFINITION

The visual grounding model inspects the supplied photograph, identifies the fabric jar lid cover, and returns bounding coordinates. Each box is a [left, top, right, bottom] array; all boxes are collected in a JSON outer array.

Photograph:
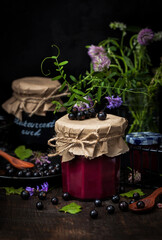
[[126, 132, 162, 146]]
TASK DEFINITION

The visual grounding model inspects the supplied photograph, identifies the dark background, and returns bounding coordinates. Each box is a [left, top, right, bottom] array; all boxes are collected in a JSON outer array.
[[1, 0, 162, 130]]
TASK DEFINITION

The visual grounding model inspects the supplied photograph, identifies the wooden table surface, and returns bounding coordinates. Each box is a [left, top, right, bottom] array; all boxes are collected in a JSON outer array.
[[0, 186, 162, 240]]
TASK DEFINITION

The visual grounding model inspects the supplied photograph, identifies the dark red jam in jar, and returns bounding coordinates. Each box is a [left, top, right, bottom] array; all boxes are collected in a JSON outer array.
[[48, 114, 129, 200], [126, 132, 162, 172]]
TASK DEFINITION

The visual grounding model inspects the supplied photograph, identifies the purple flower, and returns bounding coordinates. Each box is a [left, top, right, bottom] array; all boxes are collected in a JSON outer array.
[[40, 182, 49, 192], [137, 28, 154, 45], [32, 152, 51, 166], [25, 187, 35, 196], [92, 55, 111, 72], [88, 45, 106, 58], [105, 96, 122, 109], [73, 95, 94, 111], [88, 45, 111, 72]]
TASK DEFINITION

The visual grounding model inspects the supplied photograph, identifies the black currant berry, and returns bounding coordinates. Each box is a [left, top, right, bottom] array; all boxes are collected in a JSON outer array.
[[68, 113, 76, 120], [51, 197, 59, 205], [62, 192, 70, 201], [48, 165, 54, 170], [129, 199, 135, 204], [88, 108, 96, 118], [76, 111, 85, 120], [94, 199, 102, 207], [119, 201, 129, 211], [133, 192, 140, 201], [38, 191, 47, 200], [36, 201, 44, 210], [111, 195, 120, 203], [7, 168, 14, 176], [17, 170, 23, 177], [71, 107, 78, 115], [25, 171, 32, 177], [84, 110, 90, 119], [33, 172, 39, 177], [21, 190, 30, 200], [136, 200, 145, 209], [97, 112, 107, 120], [106, 205, 115, 214], [90, 209, 98, 219], [50, 169, 57, 175]]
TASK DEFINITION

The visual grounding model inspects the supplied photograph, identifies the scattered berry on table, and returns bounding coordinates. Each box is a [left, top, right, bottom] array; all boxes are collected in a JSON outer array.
[[21, 190, 30, 200], [106, 205, 115, 214], [119, 201, 129, 211], [94, 199, 102, 207], [38, 191, 47, 200], [129, 199, 135, 204], [51, 197, 59, 205], [62, 192, 71, 201], [111, 194, 120, 203], [36, 201, 44, 210], [133, 192, 140, 201], [136, 200, 145, 209], [90, 209, 98, 219]]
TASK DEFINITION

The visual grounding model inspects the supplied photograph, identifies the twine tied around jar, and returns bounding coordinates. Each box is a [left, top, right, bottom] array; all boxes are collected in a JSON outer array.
[[13, 85, 69, 117], [48, 131, 124, 159]]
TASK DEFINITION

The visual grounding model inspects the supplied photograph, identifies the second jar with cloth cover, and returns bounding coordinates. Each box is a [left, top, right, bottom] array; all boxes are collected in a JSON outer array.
[[48, 114, 129, 200], [2, 77, 67, 150]]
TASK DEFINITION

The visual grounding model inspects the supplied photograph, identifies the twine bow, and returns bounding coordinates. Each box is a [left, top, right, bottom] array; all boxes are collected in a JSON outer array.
[[13, 85, 69, 117], [48, 131, 124, 158]]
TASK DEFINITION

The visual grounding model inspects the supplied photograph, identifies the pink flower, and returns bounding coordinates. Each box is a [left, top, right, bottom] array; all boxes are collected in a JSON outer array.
[[92, 55, 111, 72], [137, 28, 154, 45], [88, 45, 106, 58]]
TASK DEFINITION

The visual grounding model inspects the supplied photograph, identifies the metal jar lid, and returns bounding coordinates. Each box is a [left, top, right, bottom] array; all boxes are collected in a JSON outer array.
[[126, 132, 162, 146]]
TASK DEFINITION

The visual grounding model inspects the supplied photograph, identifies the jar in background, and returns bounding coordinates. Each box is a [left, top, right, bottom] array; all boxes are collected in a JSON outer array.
[[126, 132, 162, 172], [2, 77, 67, 150]]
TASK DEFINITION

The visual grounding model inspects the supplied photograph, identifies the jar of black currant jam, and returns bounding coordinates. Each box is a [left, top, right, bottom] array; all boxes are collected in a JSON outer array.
[[126, 132, 162, 172], [2, 77, 66, 150], [48, 113, 129, 200]]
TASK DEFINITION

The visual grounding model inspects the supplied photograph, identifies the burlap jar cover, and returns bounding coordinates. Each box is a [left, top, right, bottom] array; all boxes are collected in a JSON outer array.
[[48, 114, 129, 162], [2, 77, 68, 120]]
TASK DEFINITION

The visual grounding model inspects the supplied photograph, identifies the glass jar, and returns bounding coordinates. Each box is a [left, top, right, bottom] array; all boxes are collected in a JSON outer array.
[[48, 113, 129, 199], [2, 77, 66, 150]]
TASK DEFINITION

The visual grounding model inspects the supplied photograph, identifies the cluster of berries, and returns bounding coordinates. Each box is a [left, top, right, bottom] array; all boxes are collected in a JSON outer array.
[[90, 192, 145, 219], [4, 162, 61, 178], [68, 107, 107, 121]]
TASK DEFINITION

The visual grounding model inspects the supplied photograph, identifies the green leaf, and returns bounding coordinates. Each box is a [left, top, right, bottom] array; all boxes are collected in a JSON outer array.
[[70, 75, 77, 82], [72, 89, 85, 96], [14, 145, 33, 160], [123, 56, 134, 70], [120, 189, 145, 198], [52, 75, 62, 81], [58, 61, 68, 66], [97, 87, 102, 102], [59, 202, 82, 214], [1, 187, 24, 195], [58, 81, 66, 92]]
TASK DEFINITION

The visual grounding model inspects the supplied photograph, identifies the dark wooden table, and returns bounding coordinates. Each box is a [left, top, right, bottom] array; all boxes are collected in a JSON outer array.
[[0, 186, 162, 240]]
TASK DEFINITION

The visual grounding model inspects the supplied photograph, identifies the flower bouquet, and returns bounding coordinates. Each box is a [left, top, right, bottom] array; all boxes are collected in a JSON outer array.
[[41, 22, 162, 133]]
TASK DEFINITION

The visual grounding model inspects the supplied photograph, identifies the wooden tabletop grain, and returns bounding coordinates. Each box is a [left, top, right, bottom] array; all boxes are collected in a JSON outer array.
[[0, 187, 162, 240]]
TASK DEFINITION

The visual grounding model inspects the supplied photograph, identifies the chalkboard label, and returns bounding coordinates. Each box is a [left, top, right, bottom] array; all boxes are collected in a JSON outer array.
[[13, 112, 59, 149]]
